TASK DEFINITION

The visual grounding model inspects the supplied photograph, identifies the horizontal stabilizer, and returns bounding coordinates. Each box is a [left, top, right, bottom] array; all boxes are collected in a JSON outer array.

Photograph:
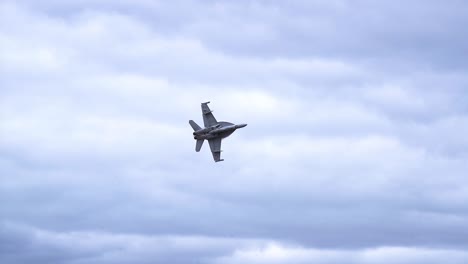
[[196, 139, 204, 152], [189, 120, 202, 131]]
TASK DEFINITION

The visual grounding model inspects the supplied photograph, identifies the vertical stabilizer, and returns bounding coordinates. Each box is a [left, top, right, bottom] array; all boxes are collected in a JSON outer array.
[[196, 139, 204, 152], [189, 120, 202, 131]]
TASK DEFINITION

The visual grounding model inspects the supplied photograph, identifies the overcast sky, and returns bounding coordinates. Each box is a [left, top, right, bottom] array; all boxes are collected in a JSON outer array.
[[2, 0, 468, 263]]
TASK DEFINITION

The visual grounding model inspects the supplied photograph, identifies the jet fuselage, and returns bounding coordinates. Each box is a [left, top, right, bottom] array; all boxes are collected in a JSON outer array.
[[189, 101, 247, 162], [193, 122, 247, 140]]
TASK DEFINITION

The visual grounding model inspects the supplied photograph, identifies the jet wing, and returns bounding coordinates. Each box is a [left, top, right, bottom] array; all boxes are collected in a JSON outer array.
[[208, 138, 223, 162], [201, 102, 218, 127]]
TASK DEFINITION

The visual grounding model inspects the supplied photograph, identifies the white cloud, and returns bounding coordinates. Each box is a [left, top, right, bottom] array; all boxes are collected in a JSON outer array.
[[217, 244, 468, 264], [2, 1, 468, 263]]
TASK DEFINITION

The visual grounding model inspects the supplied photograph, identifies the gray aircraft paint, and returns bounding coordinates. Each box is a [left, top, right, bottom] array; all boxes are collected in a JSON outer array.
[[189, 102, 247, 162]]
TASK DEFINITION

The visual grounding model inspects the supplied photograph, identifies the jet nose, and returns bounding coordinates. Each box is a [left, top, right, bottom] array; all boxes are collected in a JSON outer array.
[[236, 124, 247, 129]]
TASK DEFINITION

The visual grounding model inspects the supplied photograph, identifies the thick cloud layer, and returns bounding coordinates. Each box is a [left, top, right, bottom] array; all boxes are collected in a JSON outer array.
[[1, 1, 468, 263]]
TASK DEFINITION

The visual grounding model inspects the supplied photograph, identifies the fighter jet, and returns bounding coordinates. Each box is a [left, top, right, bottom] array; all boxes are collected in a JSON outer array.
[[189, 102, 247, 162]]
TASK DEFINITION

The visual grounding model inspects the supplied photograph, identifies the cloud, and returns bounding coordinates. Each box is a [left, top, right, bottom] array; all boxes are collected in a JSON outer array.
[[216, 243, 468, 264], [2, 0, 468, 263], [2, 223, 468, 264]]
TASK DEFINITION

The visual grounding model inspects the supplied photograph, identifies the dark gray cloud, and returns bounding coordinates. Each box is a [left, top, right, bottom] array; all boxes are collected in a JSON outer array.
[[13, 0, 468, 69], [2, 0, 468, 263], [2, 223, 468, 264], [6, 0, 468, 96]]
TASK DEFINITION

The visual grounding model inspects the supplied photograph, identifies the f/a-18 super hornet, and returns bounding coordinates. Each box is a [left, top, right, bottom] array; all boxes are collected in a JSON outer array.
[[189, 102, 247, 162]]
